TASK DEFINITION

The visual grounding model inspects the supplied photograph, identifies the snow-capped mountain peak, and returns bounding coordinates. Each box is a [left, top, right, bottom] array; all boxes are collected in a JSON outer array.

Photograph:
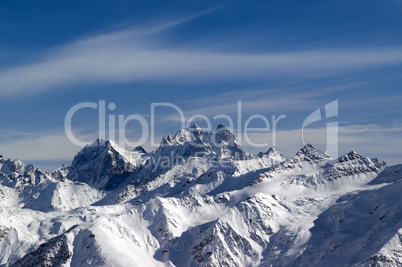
[[0, 125, 400, 267], [258, 147, 286, 162], [294, 144, 331, 161], [337, 150, 362, 162], [67, 138, 136, 190], [0, 156, 53, 187], [87, 138, 110, 148], [155, 125, 245, 161]]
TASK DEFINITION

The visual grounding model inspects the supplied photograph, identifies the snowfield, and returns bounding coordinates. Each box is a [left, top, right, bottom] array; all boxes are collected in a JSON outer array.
[[0, 125, 400, 266]]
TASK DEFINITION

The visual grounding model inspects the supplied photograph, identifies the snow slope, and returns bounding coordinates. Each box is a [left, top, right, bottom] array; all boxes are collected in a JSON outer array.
[[0, 125, 399, 266]]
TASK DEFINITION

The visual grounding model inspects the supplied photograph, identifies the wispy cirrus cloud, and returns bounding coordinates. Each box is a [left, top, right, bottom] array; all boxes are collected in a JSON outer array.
[[1, 15, 402, 97], [153, 82, 375, 125], [0, 130, 88, 161]]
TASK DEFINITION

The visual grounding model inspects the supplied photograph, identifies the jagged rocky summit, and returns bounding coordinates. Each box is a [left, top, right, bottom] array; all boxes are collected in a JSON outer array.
[[0, 124, 399, 267]]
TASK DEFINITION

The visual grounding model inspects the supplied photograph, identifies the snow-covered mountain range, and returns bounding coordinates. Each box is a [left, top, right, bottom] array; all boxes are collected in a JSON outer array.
[[0, 124, 400, 266]]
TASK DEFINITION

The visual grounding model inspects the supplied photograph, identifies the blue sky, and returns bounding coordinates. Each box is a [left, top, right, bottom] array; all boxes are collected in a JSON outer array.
[[0, 0, 401, 170]]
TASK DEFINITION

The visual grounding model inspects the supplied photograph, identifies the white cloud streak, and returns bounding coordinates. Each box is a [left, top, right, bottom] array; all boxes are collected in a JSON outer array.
[[1, 17, 402, 97], [0, 130, 95, 161], [152, 83, 368, 124]]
